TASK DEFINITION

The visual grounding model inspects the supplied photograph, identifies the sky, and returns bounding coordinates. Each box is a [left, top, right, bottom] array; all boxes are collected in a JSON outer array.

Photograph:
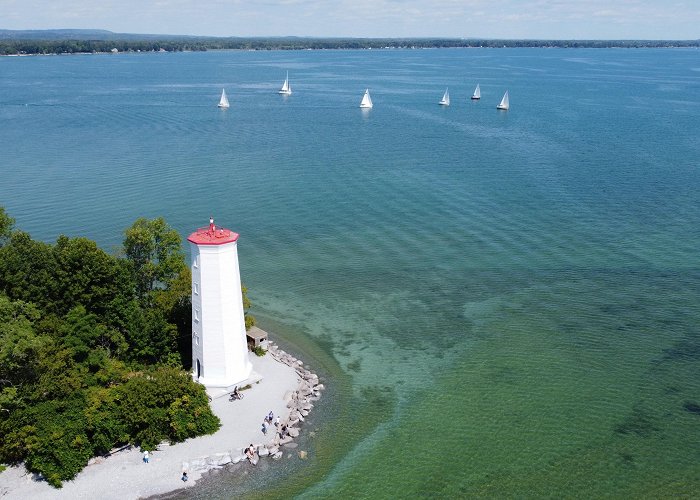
[[1, 0, 698, 40]]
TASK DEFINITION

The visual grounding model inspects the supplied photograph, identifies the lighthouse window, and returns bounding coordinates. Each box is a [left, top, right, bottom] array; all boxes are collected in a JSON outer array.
[[193, 332, 199, 346], [194, 308, 199, 322], [193, 256, 199, 269], [193, 282, 199, 295]]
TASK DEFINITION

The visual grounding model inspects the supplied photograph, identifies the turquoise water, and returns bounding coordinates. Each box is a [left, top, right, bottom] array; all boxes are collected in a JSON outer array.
[[2, 48, 700, 497]]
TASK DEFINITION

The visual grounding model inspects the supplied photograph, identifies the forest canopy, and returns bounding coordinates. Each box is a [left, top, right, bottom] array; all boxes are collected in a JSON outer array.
[[0, 209, 223, 487]]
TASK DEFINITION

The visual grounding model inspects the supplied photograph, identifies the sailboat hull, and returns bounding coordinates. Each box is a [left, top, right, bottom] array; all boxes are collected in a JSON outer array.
[[470, 96, 480, 100]]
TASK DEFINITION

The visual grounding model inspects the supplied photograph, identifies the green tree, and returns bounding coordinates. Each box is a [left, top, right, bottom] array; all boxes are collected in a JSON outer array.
[[242, 284, 256, 330], [0, 231, 56, 311], [123, 217, 187, 301], [0, 207, 14, 245]]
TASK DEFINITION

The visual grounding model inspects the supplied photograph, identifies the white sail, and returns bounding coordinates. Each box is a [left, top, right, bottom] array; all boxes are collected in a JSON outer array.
[[218, 88, 230, 108], [279, 72, 292, 95], [360, 88, 373, 109], [497, 90, 509, 110], [439, 87, 450, 106], [471, 84, 481, 100]]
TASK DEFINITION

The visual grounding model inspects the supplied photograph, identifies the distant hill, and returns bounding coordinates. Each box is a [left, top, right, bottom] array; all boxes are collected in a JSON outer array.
[[0, 29, 198, 40]]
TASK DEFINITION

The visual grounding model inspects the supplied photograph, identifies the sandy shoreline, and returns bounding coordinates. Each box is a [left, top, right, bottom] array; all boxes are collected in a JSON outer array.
[[0, 339, 321, 500]]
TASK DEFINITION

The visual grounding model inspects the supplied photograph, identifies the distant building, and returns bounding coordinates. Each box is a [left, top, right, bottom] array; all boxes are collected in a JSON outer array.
[[188, 218, 252, 388]]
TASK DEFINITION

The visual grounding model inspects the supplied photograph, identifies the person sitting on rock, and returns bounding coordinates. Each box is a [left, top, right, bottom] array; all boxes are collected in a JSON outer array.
[[246, 445, 257, 465], [267, 411, 274, 423]]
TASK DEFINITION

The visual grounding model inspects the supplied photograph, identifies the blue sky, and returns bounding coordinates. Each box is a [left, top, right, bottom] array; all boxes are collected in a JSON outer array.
[[2, 0, 698, 39]]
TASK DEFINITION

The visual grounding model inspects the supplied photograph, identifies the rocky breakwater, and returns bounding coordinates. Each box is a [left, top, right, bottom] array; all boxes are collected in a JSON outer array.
[[182, 340, 324, 477], [265, 342, 324, 460]]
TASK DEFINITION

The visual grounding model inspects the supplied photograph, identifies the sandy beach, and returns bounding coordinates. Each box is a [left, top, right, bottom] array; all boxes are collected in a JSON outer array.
[[0, 344, 314, 500]]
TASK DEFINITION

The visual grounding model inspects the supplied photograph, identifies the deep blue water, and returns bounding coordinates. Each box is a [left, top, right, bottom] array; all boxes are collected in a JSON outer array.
[[1, 48, 700, 497]]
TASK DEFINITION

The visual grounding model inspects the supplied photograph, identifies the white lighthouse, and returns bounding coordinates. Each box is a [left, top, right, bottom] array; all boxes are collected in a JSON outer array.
[[188, 217, 252, 388]]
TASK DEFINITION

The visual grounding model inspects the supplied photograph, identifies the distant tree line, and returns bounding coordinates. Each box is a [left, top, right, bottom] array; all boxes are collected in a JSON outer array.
[[0, 208, 256, 487], [1, 37, 698, 55]]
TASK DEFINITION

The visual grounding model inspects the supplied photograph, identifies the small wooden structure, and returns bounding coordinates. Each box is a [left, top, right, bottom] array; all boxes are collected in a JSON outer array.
[[246, 326, 268, 349]]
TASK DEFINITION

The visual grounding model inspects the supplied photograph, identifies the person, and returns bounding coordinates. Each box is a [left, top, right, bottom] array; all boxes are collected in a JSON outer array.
[[143, 450, 149, 464], [280, 424, 288, 438], [246, 444, 257, 465], [261, 421, 267, 435], [267, 411, 274, 423], [275, 416, 280, 428], [181, 471, 188, 482]]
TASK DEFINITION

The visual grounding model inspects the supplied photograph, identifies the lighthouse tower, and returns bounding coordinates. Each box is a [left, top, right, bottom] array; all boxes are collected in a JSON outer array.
[[188, 217, 252, 388]]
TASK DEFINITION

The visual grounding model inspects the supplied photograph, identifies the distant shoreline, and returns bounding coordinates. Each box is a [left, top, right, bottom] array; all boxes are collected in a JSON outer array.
[[1, 33, 698, 56]]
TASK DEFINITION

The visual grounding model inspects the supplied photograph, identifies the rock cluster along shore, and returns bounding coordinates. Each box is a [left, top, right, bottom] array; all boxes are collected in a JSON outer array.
[[182, 341, 324, 475]]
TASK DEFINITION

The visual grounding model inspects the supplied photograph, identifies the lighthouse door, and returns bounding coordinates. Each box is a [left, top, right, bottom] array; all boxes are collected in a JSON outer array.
[[196, 359, 201, 379]]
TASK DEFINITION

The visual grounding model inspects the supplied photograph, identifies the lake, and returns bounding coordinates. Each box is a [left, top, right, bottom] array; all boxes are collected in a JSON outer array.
[[1, 47, 699, 497]]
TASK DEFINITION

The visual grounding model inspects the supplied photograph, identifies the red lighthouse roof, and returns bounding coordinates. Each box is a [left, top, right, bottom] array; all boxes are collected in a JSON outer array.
[[187, 218, 239, 245]]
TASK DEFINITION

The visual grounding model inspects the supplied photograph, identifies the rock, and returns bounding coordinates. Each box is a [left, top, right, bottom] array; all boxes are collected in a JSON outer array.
[[279, 436, 293, 445], [257, 447, 270, 457], [268, 446, 279, 455], [283, 390, 294, 401], [283, 442, 298, 449], [189, 458, 207, 471], [300, 409, 309, 417], [297, 360, 304, 365], [272, 451, 283, 460], [288, 427, 300, 438], [298, 450, 308, 460], [315, 384, 325, 391], [210, 453, 231, 466]]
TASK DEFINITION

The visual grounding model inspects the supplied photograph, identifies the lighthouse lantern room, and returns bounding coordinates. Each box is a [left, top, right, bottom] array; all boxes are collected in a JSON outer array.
[[188, 217, 252, 388]]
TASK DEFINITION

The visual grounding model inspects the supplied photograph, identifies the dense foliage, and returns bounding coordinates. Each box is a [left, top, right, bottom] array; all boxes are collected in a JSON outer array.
[[0, 210, 220, 487], [0, 36, 698, 55]]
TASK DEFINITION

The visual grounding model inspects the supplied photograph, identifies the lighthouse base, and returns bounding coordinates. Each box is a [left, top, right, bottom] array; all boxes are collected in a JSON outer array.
[[194, 370, 262, 396]]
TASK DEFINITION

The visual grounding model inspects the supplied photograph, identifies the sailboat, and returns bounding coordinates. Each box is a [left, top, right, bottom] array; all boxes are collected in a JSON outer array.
[[359, 88, 373, 109], [497, 91, 509, 110], [471, 84, 481, 100], [218, 88, 230, 108], [279, 72, 292, 95], [439, 88, 450, 106]]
